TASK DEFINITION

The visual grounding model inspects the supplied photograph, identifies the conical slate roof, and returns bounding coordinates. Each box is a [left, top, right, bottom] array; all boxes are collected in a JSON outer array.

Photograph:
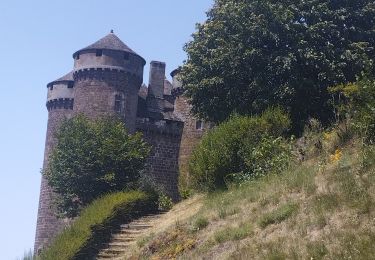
[[72, 31, 143, 61], [55, 71, 74, 81], [47, 71, 73, 87]]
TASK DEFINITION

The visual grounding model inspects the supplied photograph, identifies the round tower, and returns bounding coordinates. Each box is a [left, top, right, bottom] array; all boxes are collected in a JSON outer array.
[[34, 72, 75, 254], [72, 31, 145, 132]]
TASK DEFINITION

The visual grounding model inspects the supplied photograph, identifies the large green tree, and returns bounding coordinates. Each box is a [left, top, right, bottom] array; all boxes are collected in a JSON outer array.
[[181, 0, 375, 132], [44, 115, 150, 217]]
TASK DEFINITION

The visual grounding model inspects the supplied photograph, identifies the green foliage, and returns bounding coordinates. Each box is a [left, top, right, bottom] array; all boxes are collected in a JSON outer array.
[[213, 223, 253, 243], [188, 107, 292, 191], [258, 202, 299, 228], [329, 77, 375, 144], [40, 191, 156, 260], [181, 0, 375, 132], [158, 193, 173, 211], [44, 115, 150, 217], [193, 216, 209, 231]]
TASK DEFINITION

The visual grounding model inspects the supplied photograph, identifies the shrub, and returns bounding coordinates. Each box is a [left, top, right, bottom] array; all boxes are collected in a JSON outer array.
[[158, 193, 173, 211], [193, 217, 209, 231], [188, 107, 292, 191], [329, 78, 375, 144], [39, 191, 157, 260], [44, 115, 150, 217]]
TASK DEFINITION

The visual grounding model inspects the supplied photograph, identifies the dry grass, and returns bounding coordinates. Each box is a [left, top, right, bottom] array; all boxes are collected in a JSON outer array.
[[130, 142, 375, 259]]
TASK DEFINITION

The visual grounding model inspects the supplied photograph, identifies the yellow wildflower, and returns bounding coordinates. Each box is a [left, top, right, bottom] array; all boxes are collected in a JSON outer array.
[[330, 149, 343, 163]]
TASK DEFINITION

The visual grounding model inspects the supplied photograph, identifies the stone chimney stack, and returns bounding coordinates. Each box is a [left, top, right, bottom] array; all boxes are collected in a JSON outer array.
[[147, 61, 166, 114]]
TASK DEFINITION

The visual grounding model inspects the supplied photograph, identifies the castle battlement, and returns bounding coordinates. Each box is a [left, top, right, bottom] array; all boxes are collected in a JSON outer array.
[[136, 117, 184, 136], [46, 98, 74, 111]]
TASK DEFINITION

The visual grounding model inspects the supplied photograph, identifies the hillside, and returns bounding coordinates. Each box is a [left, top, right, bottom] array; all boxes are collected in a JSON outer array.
[[125, 141, 375, 259]]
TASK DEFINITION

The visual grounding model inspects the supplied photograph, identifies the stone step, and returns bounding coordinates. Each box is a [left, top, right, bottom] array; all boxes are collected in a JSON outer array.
[[111, 237, 135, 243], [120, 222, 153, 227], [97, 254, 124, 260], [118, 229, 142, 235], [96, 213, 164, 259], [121, 224, 152, 230], [97, 254, 122, 259], [100, 247, 129, 255]]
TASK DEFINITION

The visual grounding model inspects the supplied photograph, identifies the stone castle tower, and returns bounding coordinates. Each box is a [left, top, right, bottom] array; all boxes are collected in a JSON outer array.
[[35, 31, 206, 253]]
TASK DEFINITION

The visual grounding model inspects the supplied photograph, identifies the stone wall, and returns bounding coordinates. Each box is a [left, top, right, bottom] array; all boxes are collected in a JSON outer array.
[[173, 94, 206, 191], [73, 69, 142, 132], [34, 107, 73, 254], [136, 118, 183, 200]]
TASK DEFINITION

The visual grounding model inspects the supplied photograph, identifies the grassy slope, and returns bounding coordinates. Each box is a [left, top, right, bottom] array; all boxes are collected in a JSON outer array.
[[130, 142, 375, 260], [40, 191, 155, 260]]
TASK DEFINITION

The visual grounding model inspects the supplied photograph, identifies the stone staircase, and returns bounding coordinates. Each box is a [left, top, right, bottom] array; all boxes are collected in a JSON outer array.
[[96, 214, 163, 259]]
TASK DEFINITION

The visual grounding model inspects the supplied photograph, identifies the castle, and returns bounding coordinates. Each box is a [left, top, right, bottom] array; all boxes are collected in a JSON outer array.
[[34, 31, 206, 253]]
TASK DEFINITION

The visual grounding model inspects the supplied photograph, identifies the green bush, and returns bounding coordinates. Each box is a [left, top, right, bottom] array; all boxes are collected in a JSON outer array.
[[40, 191, 157, 260], [44, 115, 150, 217], [188, 107, 292, 191], [329, 78, 375, 144], [158, 193, 173, 211]]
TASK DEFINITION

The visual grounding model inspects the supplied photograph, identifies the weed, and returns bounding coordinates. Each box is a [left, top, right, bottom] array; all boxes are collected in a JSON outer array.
[[283, 166, 317, 195], [332, 231, 375, 260], [213, 222, 253, 243], [259, 203, 299, 228], [193, 216, 209, 231], [306, 241, 328, 260], [334, 167, 372, 214], [144, 226, 196, 259], [137, 233, 154, 248]]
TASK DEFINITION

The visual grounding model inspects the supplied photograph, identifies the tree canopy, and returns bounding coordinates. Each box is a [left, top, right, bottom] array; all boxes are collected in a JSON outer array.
[[44, 115, 150, 217], [181, 0, 375, 132]]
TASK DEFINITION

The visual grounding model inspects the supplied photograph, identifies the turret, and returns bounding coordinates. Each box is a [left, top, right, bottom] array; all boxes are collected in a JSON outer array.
[[171, 68, 182, 89], [72, 31, 145, 131], [35, 71, 75, 254]]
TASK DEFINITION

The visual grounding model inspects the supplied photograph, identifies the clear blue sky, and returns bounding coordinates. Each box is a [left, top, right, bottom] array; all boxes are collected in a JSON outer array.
[[0, 1, 213, 259]]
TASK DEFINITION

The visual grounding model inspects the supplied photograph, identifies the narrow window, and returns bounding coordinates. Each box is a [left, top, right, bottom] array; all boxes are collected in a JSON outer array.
[[114, 95, 122, 113], [196, 120, 203, 130], [124, 53, 129, 60], [76, 54, 80, 60], [96, 49, 103, 57]]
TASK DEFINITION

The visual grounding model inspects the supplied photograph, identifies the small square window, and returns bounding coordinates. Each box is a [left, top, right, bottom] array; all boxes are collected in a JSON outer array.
[[96, 49, 103, 57], [68, 82, 74, 88], [114, 95, 122, 113], [196, 120, 203, 130]]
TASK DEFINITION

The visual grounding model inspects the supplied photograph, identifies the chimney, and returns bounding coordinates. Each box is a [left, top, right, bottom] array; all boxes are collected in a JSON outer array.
[[147, 61, 166, 114], [148, 61, 166, 98]]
